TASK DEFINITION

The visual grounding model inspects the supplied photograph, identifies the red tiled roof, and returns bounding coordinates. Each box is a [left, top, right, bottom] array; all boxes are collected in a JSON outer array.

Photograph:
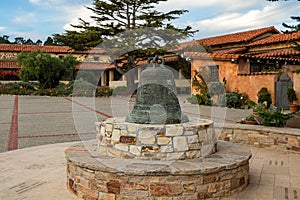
[[0, 44, 75, 53], [240, 48, 300, 62], [184, 52, 239, 60], [247, 31, 300, 47], [196, 26, 280, 46], [213, 47, 248, 54], [0, 61, 20, 69]]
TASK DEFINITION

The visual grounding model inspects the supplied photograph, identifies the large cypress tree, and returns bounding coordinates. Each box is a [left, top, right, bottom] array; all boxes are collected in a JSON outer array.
[[54, 0, 195, 50], [54, 0, 196, 92]]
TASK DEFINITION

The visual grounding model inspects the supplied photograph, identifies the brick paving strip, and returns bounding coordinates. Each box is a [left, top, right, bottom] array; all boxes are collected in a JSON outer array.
[[7, 96, 18, 151]]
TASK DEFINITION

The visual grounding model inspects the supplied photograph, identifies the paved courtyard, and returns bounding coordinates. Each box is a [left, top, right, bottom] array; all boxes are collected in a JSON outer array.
[[1, 95, 300, 199], [0, 95, 251, 153]]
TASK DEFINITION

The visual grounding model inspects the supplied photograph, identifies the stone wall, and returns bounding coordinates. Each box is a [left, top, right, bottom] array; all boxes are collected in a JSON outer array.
[[96, 118, 217, 161], [217, 123, 300, 153], [65, 141, 251, 200]]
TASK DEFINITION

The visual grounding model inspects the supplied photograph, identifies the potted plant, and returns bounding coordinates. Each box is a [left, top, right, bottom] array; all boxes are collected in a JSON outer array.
[[286, 87, 299, 112], [241, 114, 258, 125], [252, 102, 267, 124]]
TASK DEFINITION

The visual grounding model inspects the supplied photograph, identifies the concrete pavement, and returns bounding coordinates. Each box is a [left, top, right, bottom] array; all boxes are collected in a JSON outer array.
[[0, 95, 252, 153]]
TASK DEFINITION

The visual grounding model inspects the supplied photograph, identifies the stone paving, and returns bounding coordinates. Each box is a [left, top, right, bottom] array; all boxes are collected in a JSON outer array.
[[0, 141, 299, 199], [1, 95, 300, 199]]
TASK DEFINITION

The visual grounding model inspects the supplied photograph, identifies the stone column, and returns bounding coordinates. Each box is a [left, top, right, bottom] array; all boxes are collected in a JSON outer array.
[[101, 71, 106, 86]]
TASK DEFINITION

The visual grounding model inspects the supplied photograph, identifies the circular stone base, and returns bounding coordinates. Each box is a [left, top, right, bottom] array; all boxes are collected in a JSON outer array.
[[65, 141, 251, 199]]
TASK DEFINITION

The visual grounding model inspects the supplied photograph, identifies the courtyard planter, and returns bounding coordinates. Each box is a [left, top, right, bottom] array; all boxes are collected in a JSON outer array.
[[288, 104, 299, 113]]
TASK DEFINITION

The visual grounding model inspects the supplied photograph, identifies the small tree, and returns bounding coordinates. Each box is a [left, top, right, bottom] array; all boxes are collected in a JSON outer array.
[[17, 51, 79, 88], [286, 87, 298, 104]]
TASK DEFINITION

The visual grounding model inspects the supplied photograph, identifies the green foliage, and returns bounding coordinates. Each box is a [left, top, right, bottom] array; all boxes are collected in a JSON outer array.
[[257, 87, 272, 108], [245, 114, 255, 121], [286, 87, 297, 103], [186, 94, 211, 105], [259, 110, 293, 127], [253, 102, 268, 113], [248, 100, 257, 109], [220, 92, 241, 108], [112, 86, 128, 95], [17, 51, 79, 89], [76, 70, 98, 85]]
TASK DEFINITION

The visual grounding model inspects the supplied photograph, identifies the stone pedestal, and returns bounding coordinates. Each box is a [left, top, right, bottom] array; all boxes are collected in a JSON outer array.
[[65, 141, 251, 200], [97, 118, 216, 161]]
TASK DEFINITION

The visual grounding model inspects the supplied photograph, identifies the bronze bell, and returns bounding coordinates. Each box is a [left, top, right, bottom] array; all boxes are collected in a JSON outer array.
[[126, 56, 189, 124]]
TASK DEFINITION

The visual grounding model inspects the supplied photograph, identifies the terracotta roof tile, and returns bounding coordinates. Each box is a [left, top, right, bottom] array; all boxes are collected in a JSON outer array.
[[247, 31, 300, 47], [0, 44, 75, 53], [196, 26, 280, 46], [213, 47, 248, 54], [0, 61, 20, 69], [183, 52, 239, 60], [241, 48, 300, 62]]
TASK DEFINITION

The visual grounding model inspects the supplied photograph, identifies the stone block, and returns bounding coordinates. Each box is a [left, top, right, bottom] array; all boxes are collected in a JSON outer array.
[[166, 152, 185, 160], [288, 137, 299, 146], [98, 192, 115, 200], [185, 150, 200, 159], [120, 130, 127, 136], [127, 124, 138, 133], [150, 184, 182, 197], [157, 137, 171, 145], [138, 131, 156, 145], [77, 185, 98, 199], [187, 135, 199, 144], [160, 145, 173, 153], [173, 136, 188, 152], [115, 144, 129, 152], [119, 136, 136, 144], [107, 148, 121, 158], [130, 146, 142, 156], [166, 125, 183, 136], [107, 180, 121, 194], [106, 124, 113, 132], [111, 129, 121, 144]]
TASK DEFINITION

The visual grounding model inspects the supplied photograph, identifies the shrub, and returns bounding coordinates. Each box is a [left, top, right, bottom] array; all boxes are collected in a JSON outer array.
[[96, 87, 113, 97], [259, 110, 293, 127], [286, 87, 297, 104], [112, 86, 128, 96], [186, 94, 212, 105], [257, 87, 272, 108], [220, 92, 241, 108]]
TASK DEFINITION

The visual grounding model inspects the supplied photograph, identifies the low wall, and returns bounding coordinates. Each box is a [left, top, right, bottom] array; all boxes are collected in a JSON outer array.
[[216, 123, 300, 153]]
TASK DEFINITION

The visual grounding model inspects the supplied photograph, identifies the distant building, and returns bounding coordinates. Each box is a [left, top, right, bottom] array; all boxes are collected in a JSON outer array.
[[181, 26, 300, 109]]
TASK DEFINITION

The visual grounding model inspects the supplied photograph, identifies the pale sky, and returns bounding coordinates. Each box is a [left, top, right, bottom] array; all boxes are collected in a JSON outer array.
[[0, 0, 299, 42]]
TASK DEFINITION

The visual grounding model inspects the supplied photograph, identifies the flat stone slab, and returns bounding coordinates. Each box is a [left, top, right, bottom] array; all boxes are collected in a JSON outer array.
[[66, 141, 251, 175]]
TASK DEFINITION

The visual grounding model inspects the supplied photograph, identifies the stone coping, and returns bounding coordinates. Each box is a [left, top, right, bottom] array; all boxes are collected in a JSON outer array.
[[216, 123, 300, 153], [215, 123, 300, 137], [65, 141, 251, 176]]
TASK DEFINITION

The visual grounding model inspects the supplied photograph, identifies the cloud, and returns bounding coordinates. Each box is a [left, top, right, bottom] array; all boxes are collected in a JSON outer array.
[[188, 2, 300, 38], [158, 0, 262, 12]]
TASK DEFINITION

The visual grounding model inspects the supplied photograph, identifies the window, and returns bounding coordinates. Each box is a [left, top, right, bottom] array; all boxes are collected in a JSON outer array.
[[94, 56, 99, 61]]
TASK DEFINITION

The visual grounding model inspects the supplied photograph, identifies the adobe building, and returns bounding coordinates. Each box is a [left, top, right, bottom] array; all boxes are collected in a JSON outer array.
[[182, 26, 300, 109], [1, 26, 300, 109]]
